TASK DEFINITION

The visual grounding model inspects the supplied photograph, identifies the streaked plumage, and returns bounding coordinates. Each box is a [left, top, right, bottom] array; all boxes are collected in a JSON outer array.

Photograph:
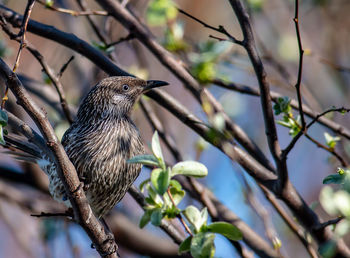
[[45, 76, 167, 218]]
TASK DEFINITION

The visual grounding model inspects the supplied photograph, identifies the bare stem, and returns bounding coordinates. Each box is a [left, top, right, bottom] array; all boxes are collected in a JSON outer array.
[[37, 0, 107, 16], [283, 107, 350, 164], [167, 188, 193, 236], [58, 56, 75, 78], [1, 0, 35, 109], [0, 19, 74, 123], [178, 8, 243, 45], [293, 0, 306, 129]]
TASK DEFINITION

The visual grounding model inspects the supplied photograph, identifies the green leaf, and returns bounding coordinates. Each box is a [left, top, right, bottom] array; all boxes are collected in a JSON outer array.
[[189, 41, 230, 83], [139, 179, 150, 192], [320, 186, 337, 216], [146, 0, 177, 26], [150, 208, 163, 226], [145, 196, 157, 206], [139, 210, 152, 228], [0, 110, 7, 145], [169, 179, 182, 191], [178, 236, 192, 254], [323, 174, 346, 184], [0, 109, 8, 126], [164, 186, 185, 206], [127, 154, 159, 167], [0, 125, 5, 145], [183, 205, 202, 232], [247, 0, 263, 11], [319, 240, 337, 258], [151, 168, 170, 195], [334, 190, 350, 217], [200, 208, 208, 228], [191, 61, 216, 83], [272, 237, 282, 250], [151, 131, 165, 168], [146, 184, 163, 206], [163, 22, 188, 52], [211, 113, 225, 131], [338, 167, 346, 175], [206, 222, 243, 241], [164, 205, 181, 219], [277, 115, 301, 137], [172, 161, 208, 178], [273, 97, 291, 115], [190, 232, 215, 258], [45, 0, 54, 7], [324, 132, 340, 149], [92, 41, 114, 54], [334, 220, 350, 238], [195, 137, 209, 152]]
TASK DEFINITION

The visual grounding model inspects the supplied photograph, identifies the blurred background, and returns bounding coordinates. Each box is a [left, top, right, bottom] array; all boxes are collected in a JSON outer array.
[[0, 0, 349, 257]]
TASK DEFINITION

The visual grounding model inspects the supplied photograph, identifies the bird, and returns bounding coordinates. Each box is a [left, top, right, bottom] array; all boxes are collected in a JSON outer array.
[[6, 76, 168, 218]]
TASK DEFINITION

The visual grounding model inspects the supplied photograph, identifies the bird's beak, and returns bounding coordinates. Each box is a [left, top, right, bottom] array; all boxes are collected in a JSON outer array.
[[143, 80, 169, 93]]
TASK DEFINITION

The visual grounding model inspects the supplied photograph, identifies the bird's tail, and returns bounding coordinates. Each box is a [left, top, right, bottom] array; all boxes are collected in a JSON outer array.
[[4, 134, 42, 157], [2, 134, 45, 164]]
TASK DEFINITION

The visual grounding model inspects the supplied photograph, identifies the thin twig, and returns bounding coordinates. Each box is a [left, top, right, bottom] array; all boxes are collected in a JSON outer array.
[[304, 133, 347, 167], [31, 211, 72, 218], [105, 33, 134, 48], [167, 188, 193, 237], [139, 99, 183, 161], [283, 107, 350, 159], [76, 0, 109, 43], [259, 185, 318, 258], [1, 0, 35, 109], [58, 56, 75, 78], [0, 19, 74, 123], [319, 57, 350, 73], [208, 35, 227, 41], [316, 217, 344, 231], [37, 0, 108, 16], [281, 112, 348, 166], [178, 8, 243, 45], [128, 185, 186, 245], [293, 0, 306, 129], [212, 78, 350, 140], [241, 176, 281, 254], [12, 0, 35, 71]]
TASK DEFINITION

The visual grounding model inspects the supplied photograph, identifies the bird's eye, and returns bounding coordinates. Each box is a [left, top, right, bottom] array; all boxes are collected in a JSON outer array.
[[122, 84, 129, 91]]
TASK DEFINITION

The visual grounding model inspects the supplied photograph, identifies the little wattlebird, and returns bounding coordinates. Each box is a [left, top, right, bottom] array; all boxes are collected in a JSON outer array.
[[8, 76, 168, 218]]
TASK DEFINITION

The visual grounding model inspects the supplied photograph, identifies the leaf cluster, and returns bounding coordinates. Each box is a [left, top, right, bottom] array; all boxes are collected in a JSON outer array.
[[273, 97, 301, 137], [320, 168, 350, 256], [128, 131, 242, 257]]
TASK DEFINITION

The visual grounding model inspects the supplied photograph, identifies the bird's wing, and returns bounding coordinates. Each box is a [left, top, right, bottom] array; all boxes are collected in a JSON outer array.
[[3, 134, 42, 160]]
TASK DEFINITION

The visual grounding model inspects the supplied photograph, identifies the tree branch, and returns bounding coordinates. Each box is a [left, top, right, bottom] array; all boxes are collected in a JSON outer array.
[[227, 0, 350, 256], [0, 60, 119, 257], [212, 78, 350, 140], [0, 18, 74, 123], [227, 0, 284, 182], [1, 3, 348, 256], [178, 8, 243, 45]]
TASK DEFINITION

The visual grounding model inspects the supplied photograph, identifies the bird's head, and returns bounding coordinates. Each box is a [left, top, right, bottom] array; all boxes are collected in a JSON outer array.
[[77, 76, 168, 121]]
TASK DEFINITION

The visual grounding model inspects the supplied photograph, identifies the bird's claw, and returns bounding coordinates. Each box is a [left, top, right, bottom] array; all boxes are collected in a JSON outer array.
[[78, 176, 91, 191], [72, 181, 84, 194]]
